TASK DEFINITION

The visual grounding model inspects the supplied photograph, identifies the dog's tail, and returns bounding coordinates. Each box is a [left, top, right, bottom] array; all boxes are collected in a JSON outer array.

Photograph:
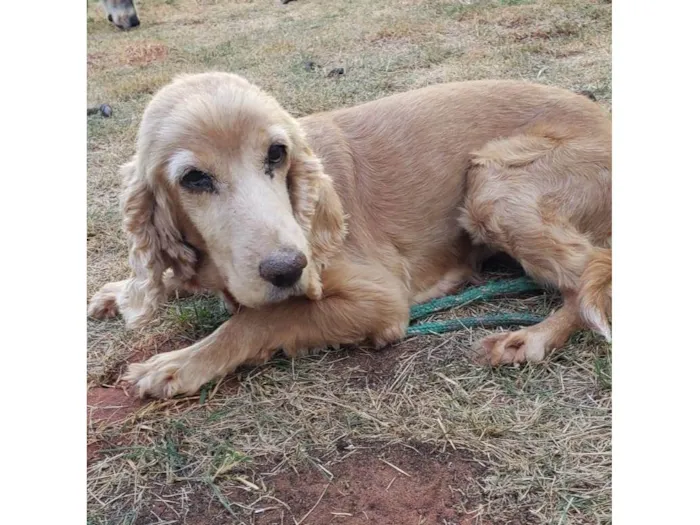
[[578, 248, 612, 342]]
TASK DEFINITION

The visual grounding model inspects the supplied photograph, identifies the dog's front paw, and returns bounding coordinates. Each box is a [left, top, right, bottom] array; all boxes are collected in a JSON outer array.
[[124, 350, 206, 399], [88, 281, 127, 319]]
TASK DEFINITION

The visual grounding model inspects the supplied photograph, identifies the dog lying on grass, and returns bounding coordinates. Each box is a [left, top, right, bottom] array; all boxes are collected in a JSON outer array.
[[88, 72, 612, 398]]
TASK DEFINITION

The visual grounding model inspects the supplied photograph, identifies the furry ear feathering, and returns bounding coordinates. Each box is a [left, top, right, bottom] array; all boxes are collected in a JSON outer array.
[[117, 158, 198, 329], [287, 139, 348, 299]]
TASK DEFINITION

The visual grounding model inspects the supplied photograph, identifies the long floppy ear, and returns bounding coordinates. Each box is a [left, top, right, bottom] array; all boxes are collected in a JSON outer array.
[[117, 157, 197, 329], [288, 143, 347, 300]]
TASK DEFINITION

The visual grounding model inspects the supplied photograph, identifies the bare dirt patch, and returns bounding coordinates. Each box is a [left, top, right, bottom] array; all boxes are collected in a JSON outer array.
[[119, 41, 169, 67], [254, 445, 485, 525], [87, 41, 168, 73], [88, 386, 138, 425], [87, 386, 140, 463]]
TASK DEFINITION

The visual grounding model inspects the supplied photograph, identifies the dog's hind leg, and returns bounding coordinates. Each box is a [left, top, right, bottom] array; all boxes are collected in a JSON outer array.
[[459, 133, 611, 365], [411, 264, 478, 305], [477, 290, 582, 365]]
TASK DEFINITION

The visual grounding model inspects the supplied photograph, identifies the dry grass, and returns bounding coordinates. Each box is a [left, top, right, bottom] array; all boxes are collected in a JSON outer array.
[[87, 0, 612, 523]]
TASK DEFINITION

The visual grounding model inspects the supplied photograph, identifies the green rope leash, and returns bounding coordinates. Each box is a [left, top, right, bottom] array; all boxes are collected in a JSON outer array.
[[406, 277, 546, 336]]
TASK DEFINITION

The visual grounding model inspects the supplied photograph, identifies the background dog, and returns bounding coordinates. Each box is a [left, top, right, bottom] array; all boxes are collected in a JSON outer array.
[[101, 0, 139, 30]]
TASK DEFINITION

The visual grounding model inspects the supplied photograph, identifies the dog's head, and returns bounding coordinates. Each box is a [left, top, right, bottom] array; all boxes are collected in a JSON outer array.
[[102, 0, 140, 30], [118, 72, 346, 328]]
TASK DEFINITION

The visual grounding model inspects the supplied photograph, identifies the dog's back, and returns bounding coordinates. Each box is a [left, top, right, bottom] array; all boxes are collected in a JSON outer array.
[[299, 81, 611, 304]]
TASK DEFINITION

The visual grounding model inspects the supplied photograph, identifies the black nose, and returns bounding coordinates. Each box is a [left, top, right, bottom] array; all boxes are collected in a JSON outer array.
[[129, 15, 140, 27], [259, 249, 308, 288]]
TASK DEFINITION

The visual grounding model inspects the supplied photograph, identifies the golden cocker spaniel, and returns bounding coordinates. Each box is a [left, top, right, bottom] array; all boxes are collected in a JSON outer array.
[[88, 72, 612, 398]]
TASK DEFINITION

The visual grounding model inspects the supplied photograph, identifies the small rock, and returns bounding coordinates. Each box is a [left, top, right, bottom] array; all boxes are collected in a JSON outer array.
[[303, 60, 319, 72], [281, 0, 297, 4], [327, 67, 345, 78], [87, 104, 113, 118]]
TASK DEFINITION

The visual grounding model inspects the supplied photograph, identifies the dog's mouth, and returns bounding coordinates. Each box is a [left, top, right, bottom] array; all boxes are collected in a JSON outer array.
[[221, 280, 301, 311], [266, 282, 303, 304]]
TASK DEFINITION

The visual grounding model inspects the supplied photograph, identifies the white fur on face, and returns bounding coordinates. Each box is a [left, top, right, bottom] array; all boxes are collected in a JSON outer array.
[[166, 144, 311, 309], [167, 150, 200, 184], [267, 125, 292, 149]]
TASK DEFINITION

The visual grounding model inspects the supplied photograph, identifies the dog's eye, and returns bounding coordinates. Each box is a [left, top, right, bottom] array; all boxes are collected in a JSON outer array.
[[267, 144, 286, 165], [180, 170, 215, 193]]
